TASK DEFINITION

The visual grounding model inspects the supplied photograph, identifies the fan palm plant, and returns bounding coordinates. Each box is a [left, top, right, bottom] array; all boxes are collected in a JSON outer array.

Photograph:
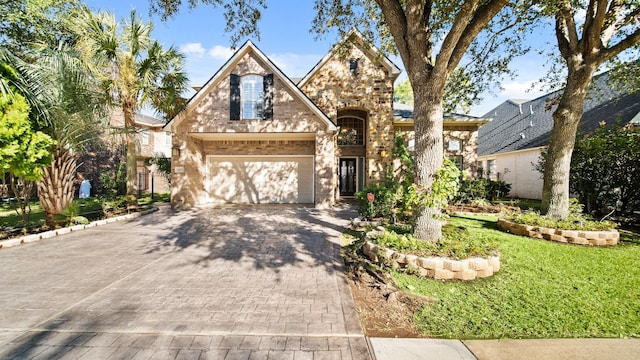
[[72, 7, 188, 203], [30, 43, 107, 227]]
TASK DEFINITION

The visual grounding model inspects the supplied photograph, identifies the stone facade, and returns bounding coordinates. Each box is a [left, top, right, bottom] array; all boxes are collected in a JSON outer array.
[[298, 36, 399, 183], [167, 30, 486, 208], [170, 44, 336, 208]]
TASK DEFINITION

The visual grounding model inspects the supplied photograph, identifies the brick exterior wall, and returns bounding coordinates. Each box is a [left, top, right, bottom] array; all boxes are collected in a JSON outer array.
[[171, 50, 335, 208], [298, 40, 398, 185], [395, 126, 480, 179]]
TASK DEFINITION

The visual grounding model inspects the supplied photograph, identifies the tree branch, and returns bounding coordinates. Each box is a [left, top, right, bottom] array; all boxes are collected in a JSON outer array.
[[447, 0, 510, 74], [555, 3, 579, 60], [602, 3, 639, 46], [583, 0, 609, 52], [599, 26, 640, 63], [375, 0, 410, 67], [437, 0, 479, 75]]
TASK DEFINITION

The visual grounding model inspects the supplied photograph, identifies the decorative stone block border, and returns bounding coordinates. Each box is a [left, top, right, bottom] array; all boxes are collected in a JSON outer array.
[[497, 218, 619, 246], [0, 206, 160, 250], [361, 240, 501, 281]]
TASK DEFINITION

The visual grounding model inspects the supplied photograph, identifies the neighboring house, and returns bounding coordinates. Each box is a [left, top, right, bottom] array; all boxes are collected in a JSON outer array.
[[478, 71, 640, 200], [166, 30, 489, 208], [82, 108, 171, 195]]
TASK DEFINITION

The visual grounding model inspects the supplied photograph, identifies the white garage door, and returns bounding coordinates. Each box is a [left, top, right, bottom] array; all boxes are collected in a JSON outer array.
[[207, 156, 314, 204]]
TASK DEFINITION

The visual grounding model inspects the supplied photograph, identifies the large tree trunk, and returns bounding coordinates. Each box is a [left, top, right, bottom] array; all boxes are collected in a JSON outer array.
[[37, 145, 77, 228], [541, 64, 596, 219], [123, 105, 138, 201], [412, 81, 445, 242]]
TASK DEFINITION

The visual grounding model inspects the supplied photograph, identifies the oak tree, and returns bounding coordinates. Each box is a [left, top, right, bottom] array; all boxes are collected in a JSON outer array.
[[540, 0, 640, 219], [149, 0, 532, 242]]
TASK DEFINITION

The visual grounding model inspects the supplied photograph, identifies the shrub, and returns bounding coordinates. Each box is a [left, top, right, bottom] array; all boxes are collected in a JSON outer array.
[[355, 184, 400, 219], [455, 178, 511, 203], [355, 134, 461, 222], [570, 123, 640, 216], [370, 225, 498, 260], [100, 162, 126, 196], [506, 199, 617, 231]]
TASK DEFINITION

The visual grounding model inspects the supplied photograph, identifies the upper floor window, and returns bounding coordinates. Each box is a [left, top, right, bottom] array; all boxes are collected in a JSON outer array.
[[140, 129, 149, 145], [448, 138, 462, 152], [337, 117, 365, 146], [241, 75, 264, 119], [230, 73, 273, 120]]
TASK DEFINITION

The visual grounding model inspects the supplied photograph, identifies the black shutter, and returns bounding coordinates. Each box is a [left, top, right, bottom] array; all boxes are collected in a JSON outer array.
[[230, 74, 240, 120], [263, 73, 273, 120]]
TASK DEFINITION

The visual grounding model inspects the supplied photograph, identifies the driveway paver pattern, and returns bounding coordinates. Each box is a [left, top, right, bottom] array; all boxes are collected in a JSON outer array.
[[0, 205, 369, 359]]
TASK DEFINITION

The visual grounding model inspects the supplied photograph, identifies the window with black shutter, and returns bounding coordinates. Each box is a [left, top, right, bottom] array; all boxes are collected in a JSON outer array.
[[229, 73, 274, 120], [263, 74, 273, 120], [230, 74, 241, 120]]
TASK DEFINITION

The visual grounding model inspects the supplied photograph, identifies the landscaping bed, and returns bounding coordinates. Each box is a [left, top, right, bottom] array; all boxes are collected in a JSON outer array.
[[344, 215, 640, 339], [0, 193, 169, 242], [498, 218, 619, 246]]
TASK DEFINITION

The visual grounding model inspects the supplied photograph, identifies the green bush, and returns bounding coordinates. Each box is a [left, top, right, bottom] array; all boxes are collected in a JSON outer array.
[[355, 183, 400, 219], [100, 162, 126, 196], [455, 178, 511, 203], [570, 123, 640, 216], [370, 225, 498, 260], [355, 135, 461, 221], [506, 199, 617, 231]]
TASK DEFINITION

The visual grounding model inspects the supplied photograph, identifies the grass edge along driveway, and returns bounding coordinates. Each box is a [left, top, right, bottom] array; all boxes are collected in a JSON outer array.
[[394, 215, 640, 339]]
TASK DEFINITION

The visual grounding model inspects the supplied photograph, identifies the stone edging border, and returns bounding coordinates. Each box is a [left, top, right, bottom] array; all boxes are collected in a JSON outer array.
[[361, 240, 500, 281], [497, 218, 619, 246], [0, 206, 160, 250]]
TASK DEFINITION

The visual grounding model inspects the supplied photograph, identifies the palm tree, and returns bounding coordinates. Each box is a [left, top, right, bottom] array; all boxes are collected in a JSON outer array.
[[72, 7, 188, 203], [32, 43, 107, 227], [2, 42, 108, 227]]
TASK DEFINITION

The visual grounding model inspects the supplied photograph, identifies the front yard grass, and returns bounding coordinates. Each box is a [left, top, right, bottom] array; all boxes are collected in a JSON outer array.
[[393, 215, 640, 339], [0, 193, 169, 229]]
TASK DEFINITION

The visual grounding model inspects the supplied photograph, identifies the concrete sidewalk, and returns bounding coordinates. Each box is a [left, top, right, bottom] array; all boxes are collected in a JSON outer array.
[[369, 337, 640, 360]]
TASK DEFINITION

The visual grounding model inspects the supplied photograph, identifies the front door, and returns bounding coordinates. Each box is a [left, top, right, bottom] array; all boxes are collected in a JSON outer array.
[[339, 158, 357, 197]]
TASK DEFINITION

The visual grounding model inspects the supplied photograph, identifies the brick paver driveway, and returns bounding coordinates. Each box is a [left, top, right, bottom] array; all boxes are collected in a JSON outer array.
[[0, 205, 369, 359]]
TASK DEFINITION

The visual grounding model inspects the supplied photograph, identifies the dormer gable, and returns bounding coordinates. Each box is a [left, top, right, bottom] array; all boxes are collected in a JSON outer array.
[[298, 28, 401, 89], [165, 41, 336, 132]]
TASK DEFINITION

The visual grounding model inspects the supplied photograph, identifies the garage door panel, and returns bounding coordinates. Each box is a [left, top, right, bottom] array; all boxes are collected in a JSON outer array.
[[208, 156, 313, 204]]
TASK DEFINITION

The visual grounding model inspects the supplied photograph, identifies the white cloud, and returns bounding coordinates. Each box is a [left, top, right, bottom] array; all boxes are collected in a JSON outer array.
[[499, 81, 546, 100], [180, 42, 206, 58], [208, 45, 234, 61], [268, 52, 322, 78]]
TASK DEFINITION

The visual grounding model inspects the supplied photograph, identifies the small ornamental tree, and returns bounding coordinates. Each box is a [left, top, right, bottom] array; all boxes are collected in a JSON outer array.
[[0, 91, 54, 221]]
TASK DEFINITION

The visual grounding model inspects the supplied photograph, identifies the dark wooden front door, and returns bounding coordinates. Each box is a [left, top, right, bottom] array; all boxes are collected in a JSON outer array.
[[339, 158, 357, 196]]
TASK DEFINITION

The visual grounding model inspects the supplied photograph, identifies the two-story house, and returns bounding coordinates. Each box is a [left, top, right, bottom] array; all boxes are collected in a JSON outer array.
[[166, 30, 488, 208]]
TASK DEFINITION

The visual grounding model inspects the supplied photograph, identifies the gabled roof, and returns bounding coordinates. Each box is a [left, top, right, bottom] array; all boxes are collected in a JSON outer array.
[[135, 113, 165, 128], [165, 41, 336, 132], [478, 70, 640, 156], [297, 28, 401, 88]]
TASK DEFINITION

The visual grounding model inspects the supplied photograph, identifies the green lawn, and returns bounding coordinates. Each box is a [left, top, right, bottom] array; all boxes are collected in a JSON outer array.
[[0, 193, 170, 228], [394, 215, 640, 339]]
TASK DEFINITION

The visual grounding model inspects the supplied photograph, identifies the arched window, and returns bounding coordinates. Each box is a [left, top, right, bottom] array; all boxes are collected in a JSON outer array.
[[337, 117, 365, 146]]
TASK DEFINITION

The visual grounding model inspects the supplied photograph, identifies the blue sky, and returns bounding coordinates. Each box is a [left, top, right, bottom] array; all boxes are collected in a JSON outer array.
[[84, 0, 552, 116]]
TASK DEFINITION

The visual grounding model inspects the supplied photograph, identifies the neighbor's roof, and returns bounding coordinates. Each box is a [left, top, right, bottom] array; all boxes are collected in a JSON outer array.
[[478, 71, 640, 156], [392, 102, 491, 127], [134, 113, 165, 128]]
